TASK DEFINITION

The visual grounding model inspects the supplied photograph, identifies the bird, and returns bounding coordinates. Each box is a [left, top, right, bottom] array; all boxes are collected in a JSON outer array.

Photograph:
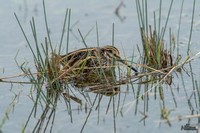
[[56, 45, 138, 75]]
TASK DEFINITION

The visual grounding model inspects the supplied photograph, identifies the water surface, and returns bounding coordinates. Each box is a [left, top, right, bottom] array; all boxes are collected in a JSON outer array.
[[1, 0, 200, 133]]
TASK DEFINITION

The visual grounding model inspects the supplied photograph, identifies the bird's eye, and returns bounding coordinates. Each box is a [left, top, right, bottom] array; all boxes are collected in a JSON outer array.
[[108, 50, 113, 53]]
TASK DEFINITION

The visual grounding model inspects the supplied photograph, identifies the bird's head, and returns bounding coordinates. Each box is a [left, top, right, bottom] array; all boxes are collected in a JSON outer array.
[[101, 45, 120, 59]]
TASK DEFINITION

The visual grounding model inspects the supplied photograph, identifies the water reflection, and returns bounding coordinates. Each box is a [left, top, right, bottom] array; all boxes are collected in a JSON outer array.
[[71, 69, 121, 96], [18, 0, 38, 22], [1, 0, 200, 132], [24, 67, 130, 132]]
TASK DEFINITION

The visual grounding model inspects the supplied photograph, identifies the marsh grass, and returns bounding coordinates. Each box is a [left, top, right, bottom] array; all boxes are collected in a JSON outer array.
[[136, 0, 176, 85], [12, 0, 139, 132], [134, 0, 200, 127], [14, 1, 76, 131], [0, 0, 199, 132], [133, 0, 183, 125]]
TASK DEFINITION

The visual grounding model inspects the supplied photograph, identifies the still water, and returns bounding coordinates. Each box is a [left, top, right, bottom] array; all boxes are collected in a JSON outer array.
[[1, 0, 200, 132]]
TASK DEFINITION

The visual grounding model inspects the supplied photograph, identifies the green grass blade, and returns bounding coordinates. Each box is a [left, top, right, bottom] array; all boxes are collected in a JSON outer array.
[[187, 0, 196, 55], [14, 13, 38, 64], [66, 9, 71, 54], [176, 0, 185, 56], [96, 21, 100, 47], [42, 0, 53, 52], [59, 9, 69, 54]]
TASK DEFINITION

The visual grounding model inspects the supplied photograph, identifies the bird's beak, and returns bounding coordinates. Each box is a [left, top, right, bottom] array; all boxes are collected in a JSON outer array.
[[117, 57, 138, 75], [106, 52, 138, 75]]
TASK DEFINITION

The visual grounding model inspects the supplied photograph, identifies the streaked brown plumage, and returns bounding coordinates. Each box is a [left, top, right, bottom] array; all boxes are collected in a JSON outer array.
[[57, 45, 138, 74]]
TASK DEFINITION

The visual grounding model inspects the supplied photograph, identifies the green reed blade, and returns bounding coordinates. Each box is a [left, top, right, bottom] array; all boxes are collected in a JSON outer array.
[[111, 23, 116, 82], [96, 21, 100, 47], [80, 94, 98, 133], [136, 0, 144, 32], [78, 29, 88, 48], [144, 0, 148, 34], [159, 0, 174, 42], [59, 9, 69, 54], [14, 13, 38, 64], [42, 0, 53, 52], [112, 96, 116, 133], [187, 0, 196, 55], [176, 0, 185, 56], [66, 9, 71, 55], [158, 0, 162, 38], [30, 18, 45, 69]]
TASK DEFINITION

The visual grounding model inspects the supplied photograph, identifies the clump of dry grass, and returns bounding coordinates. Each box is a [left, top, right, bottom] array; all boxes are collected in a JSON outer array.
[[136, 0, 177, 85], [141, 26, 174, 85]]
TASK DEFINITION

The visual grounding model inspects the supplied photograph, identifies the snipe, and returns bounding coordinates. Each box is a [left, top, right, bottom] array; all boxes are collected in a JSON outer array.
[[56, 45, 138, 75]]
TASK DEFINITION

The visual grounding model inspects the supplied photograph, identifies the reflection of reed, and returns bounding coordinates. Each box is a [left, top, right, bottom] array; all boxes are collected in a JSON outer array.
[[71, 68, 120, 96]]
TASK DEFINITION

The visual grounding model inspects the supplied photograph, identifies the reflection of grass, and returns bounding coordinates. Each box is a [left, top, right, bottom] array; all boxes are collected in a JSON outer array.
[[0, 92, 20, 130], [0, 0, 199, 132]]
